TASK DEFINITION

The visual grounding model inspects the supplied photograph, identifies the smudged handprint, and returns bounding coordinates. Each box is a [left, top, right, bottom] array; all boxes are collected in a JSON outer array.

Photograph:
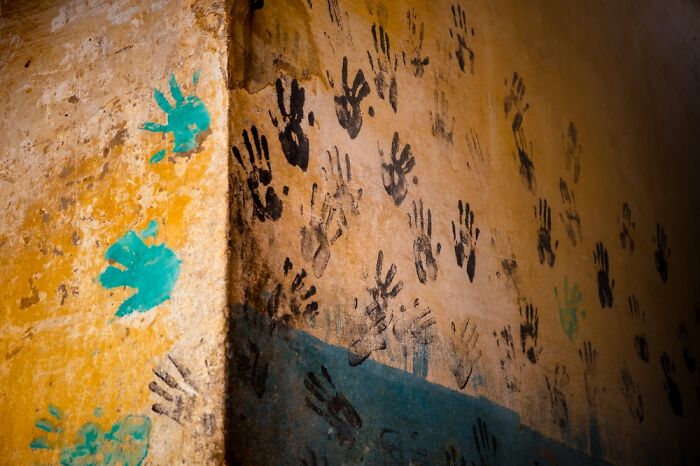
[[559, 179, 582, 247], [269, 78, 314, 171], [545, 364, 570, 434], [536, 198, 558, 267], [653, 223, 670, 283], [232, 125, 284, 222], [430, 89, 455, 144], [379, 132, 416, 206], [143, 73, 211, 161], [327, 56, 371, 139], [494, 325, 520, 392], [564, 122, 582, 182], [367, 23, 398, 112], [449, 3, 476, 74], [300, 183, 341, 279], [406, 9, 430, 77], [620, 363, 644, 423], [99, 220, 181, 317], [579, 341, 598, 407], [661, 352, 684, 416], [267, 257, 319, 325], [555, 276, 585, 341], [408, 199, 441, 284], [519, 302, 541, 364], [452, 200, 479, 283], [322, 146, 362, 230], [618, 202, 635, 252], [448, 318, 482, 389], [471, 417, 498, 466], [593, 242, 614, 308], [504, 72, 536, 191]]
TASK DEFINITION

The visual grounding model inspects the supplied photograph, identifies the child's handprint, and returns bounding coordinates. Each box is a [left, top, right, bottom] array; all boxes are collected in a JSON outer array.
[[408, 199, 441, 284], [367, 22, 399, 112], [380, 132, 416, 206], [269, 78, 313, 171], [99, 220, 181, 317], [232, 125, 284, 222], [328, 56, 371, 139], [143, 73, 211, 157]]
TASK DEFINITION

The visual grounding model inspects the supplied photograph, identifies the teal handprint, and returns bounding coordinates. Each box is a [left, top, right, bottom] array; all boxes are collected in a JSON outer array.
[[554, 275, 586, 341], [30, 404, 64, 450], [99, 220, 181, 317], [143, 73, 211, 159]]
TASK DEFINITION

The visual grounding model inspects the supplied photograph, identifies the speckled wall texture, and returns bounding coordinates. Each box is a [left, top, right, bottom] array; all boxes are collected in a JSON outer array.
[[2, 0, 700, 465]]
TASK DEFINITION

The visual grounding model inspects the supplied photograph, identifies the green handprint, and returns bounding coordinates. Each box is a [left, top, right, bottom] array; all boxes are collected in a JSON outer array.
[[30, 404, 64, 450], [554, 275, 586, 341], [142, 73, 211, 159], [99, 220, 181, 317]]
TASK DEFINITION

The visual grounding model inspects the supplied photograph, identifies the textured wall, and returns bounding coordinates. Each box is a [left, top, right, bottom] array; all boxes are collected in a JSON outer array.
[[227, 0, 700, 465], [0, 0, 228, 464]]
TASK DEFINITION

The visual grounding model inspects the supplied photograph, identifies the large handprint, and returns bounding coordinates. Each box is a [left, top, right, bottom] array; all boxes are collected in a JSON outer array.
[[270, 78, 313, 171], [99, 220, 181, 317], [328, 56, 371, 139], [143, 73, 211, 155], [380, 132, 416, 206]]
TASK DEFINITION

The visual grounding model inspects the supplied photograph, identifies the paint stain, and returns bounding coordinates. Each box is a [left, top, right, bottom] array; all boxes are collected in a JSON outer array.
[[99, 221, 181, 317], [555, 276, 585, 341]]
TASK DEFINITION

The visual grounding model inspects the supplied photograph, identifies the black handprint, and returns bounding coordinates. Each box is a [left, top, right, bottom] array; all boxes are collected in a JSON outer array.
[[430, 89, 455, 144], [519, 303, 541, 364], [579, 341, 598, 407], [380, 132, 416, 206], [449, 4, 476, 74], [409, 199, 441, 284], [149, 354, 199, 424], [269, 78, 313, 171], [660, 352, 684, 416], [471, 417, 498, 466], [593, 242, 614, 308], [494, 325, 519, 392], [367, 23, 398, 112], [452, 200, 480, 283], [634, 334, 649, 363], [300, 183, 342, 278], [559, 179, 582, 247], [449, 319, 482, 389], [628, 294, 644, 321], [504, 72, 536, 191], [328, 57, 370, 139], [233, 304, 273, 397], [267, 258, 319, 325], [536, 199, 557, 267], [654, 223, 670, 283], [304, 365, 363, 447], [545, 364, 570, 433], [617, 202, 635, 252], [300, 447, 329, 466], [620, 364, 644, 423], [232, 126, 283, 222], [407, 9, 430, 77], [444, 445, 466, 466]]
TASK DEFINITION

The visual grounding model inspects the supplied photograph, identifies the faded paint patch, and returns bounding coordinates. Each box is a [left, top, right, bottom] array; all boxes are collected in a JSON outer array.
[[555, 276, 586, 341]]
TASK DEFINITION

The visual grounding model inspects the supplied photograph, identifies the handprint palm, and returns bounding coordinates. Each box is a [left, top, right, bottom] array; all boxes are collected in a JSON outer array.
[[99, 221, 181, 317]]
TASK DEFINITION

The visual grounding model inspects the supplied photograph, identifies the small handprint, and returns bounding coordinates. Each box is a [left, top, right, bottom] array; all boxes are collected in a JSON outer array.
[[555, 276, 585, 341], [660, 352, 684, 416], [559, 179, 582, 247], [452, 200, 480, 283], [232, 125, 283, 222], [620, 364, 644, 423], [519, 303, 541, 364], [448, 318, 482, 389], [627, 294, 645, 322], [267, 257, 319, 325], [380, 132, 416, 206], [366, 23, 399, 112], [149, 354, 199, 424], [142, 73, 211, 156], [430, 89, 455, 144], [653, 223, 671, 283], [304, 365, 363, 447], [617, 202, 635, 252], [564, 122, 582, 182], [300, 183, 342, 278], [536, 198, 558, 267], [504, 72, 536, 191], [471, 417, 498, 466], [328, 56, 371, 139], [269, 78, 313, 171], [449, 4, 476, 74], [99, 220, 181, 317], [579, 341, 598, 407], [593, 242, 614, 308], [406, 9, 430, 77], [545, 364, 570, 433], [409, 199, 441, 284]]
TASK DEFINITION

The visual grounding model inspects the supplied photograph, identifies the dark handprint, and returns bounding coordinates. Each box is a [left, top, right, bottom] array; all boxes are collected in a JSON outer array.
[[471, 417, 498, 466], [392, 298, 437, 346], [452, 200, 480, 282], [267, 258, 319, 325], [407, 9, 430, 77], [628, 294, 644, 322], [660, 352, 684, 416], [634, 334, 649, 363], [444, 445, 466, 466], [300, 183, 342, 278], [380, 132, 416, 206], [269, 78, 313, 171], [519, 303, 541, 364], [234, 304, 273, 397], [559, 179, 582, 247], [449, 4, 476, 74], [494, 325, 519, 392], [304, 365, 363, 447], [504, 72, 535, 191], [536, 199, 557, 267], [448, 318, 482, 389], [149, 354, 199, 424], [564, 122, 581, 182], [593, 242, 614, 308], [232, 126, 283, 222], [409, 199, 441, 284], [431, 89, 455, 144], [546, 364, 570, 433], [653, 223, 670, 283], [367, 23, 399, 112], [620, 364, 644, 423], [328, 56, 370, 139], [678, 323, 697, 372], [617, 202, 635, 252], [300, 447, 329, 466], [579, 341, 598, 407]]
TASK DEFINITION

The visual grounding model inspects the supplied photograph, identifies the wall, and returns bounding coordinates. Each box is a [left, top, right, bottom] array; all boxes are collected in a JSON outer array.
[[0, 0, 228, 464], [227, 0, 700, 465]]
